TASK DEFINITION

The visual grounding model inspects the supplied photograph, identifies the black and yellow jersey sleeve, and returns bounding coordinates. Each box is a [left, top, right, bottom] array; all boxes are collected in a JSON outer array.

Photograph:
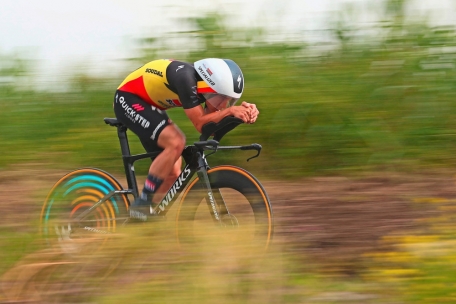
[[117, 59, 203, 110]]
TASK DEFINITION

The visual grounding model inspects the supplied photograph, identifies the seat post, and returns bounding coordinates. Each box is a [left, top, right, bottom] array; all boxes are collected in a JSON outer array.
[[117, 125, 139, 198]]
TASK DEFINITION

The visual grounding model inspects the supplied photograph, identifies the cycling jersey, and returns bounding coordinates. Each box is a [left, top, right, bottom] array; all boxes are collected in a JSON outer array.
[[117, 59, 205, 110]]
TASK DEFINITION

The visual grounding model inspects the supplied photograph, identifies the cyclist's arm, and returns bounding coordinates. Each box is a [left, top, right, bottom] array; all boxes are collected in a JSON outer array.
[[184, 105, 251, 133], [167, 63, 257, 131]]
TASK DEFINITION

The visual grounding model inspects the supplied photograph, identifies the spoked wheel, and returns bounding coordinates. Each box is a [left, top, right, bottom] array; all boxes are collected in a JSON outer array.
[[176, 165, 273, 250], [40, 168, 130, 254]]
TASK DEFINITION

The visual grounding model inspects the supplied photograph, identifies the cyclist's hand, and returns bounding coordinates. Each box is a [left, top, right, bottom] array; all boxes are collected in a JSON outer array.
[[241, 101, 259, 124], [230, 105, 252, 123]]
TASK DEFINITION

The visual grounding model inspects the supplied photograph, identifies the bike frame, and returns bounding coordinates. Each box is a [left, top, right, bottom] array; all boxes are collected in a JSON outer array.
[[74, 119, 261, 225], [117, 123, 221, 219]]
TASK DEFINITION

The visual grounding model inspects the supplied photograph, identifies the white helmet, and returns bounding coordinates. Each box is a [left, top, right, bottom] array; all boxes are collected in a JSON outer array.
[[194, 58, 244, 108]]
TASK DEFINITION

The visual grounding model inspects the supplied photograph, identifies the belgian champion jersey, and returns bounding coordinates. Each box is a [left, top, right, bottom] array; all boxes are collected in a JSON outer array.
[[117, 59, 204, 110]]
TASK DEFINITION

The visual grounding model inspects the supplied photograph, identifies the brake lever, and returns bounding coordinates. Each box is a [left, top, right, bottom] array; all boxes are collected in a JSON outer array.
[[204, 144, 218, 158], [199, 139, 219, 158], [241, 143, 262, 162], [205, 140, 219, 149]]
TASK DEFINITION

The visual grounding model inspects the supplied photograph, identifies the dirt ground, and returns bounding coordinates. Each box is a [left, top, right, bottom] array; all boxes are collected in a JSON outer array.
[[2, 166, 456, 303], [1, 165, 454, 276]]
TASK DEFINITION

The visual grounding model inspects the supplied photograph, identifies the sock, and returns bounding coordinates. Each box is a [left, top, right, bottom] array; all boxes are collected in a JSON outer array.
[[140, 174, 163, 202]]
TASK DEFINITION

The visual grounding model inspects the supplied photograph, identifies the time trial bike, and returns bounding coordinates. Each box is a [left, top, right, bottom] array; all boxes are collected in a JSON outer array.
[[40, 116, 274, 250]]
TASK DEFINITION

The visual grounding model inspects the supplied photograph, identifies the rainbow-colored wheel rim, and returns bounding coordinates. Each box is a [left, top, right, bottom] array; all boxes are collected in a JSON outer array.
[[40, 168, 129, 241]]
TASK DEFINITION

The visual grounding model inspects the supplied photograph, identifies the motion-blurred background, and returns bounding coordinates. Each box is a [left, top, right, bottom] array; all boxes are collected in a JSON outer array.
[[1, 0, 455, 176], [1, 0, 456, 303]]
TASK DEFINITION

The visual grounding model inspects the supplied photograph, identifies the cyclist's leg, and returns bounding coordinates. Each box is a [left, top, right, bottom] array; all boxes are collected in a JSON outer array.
[[113, 91, 169, 205], [113, 90, 185, 217], [148, 124, 185, 182], [140, 123, 185, 205], [152, 155, 183, 204]]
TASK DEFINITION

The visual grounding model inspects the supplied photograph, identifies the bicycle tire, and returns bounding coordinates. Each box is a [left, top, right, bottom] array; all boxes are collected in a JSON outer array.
[[40, 168, 130, 252], [176, 165, 273, 250]]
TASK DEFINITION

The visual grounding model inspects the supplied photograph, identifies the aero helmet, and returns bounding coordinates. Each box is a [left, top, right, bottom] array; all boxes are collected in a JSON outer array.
[[194, 58, 244, 109]]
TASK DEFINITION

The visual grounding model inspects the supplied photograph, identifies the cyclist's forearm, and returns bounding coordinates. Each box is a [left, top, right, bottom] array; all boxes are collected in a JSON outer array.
[[184, 106, 237, 133]]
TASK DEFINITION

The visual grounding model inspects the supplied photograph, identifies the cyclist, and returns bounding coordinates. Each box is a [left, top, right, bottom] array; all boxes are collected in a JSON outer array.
[[113, 58, 259, 221]]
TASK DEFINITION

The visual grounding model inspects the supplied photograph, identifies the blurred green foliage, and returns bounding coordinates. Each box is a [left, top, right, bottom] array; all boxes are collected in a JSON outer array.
[[1, 2, 456, 180]]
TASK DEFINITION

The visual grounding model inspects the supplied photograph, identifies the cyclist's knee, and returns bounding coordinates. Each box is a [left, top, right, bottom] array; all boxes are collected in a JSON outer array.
[[159, 125, 185, 156], [168, 133, 185, 156], [174, 137, 185, 154]]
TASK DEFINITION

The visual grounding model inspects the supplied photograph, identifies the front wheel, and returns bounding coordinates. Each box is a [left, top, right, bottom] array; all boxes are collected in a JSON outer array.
[[176, 165, 274, 250], [40, 168, 130, 253]]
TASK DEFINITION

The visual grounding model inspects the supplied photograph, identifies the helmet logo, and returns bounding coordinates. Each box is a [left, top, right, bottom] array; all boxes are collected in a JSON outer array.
[[206, 68, 213, 76], [198, 66, 215, 86], [237, 75, 242, 89]]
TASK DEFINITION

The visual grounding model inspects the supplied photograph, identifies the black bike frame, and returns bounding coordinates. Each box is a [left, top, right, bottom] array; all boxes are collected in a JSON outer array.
[[116, 123, 229, 220], [73, 117, 261, 225], [74, 117, 261, 227]]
